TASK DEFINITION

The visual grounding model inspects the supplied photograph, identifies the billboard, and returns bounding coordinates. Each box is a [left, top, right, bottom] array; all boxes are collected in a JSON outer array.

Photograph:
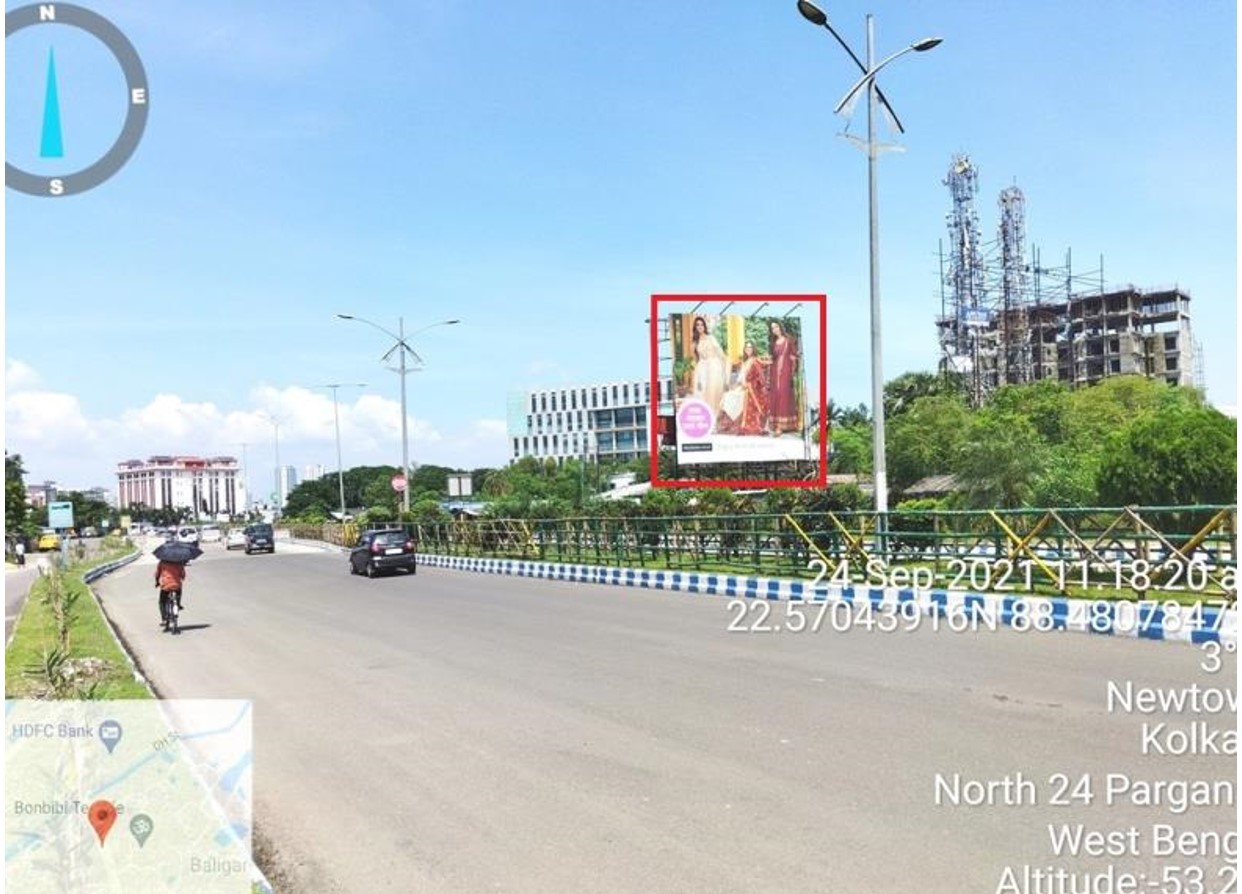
[[657, 299, 823, 475]]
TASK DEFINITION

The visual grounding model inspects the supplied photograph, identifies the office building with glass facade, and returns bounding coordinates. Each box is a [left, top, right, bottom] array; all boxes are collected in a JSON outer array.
[[506, 379, 674, 465]]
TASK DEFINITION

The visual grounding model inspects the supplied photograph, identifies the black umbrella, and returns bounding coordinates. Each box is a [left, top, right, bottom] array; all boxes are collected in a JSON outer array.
[[153, 541, 203, 564]]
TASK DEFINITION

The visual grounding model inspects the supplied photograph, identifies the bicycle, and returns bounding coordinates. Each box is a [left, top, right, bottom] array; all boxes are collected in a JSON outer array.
[[159, 588, 181, 635]]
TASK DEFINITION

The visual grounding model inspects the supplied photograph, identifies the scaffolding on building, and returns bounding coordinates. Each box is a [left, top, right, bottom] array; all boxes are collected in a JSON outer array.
[[937, 154, 1129, 405]]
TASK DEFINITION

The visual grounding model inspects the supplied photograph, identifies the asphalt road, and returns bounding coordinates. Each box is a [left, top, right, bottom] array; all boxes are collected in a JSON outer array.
[[95, 544, 1236, 894], [5, 563, 42, 643]]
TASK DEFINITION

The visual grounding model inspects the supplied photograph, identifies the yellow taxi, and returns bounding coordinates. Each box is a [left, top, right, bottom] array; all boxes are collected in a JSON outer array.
[[37, 529, 61, 551]]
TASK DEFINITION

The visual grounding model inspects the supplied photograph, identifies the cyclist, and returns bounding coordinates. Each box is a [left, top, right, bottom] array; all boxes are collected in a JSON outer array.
[[154, 559, 186, 631]]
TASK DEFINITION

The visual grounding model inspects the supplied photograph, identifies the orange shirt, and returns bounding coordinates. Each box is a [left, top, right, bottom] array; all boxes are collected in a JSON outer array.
[[156, 561, 186, 591]]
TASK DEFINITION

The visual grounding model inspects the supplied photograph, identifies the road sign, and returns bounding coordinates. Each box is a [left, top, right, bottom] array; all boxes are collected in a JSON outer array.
[[48, 501, 74, 529], [391, 475, 406, 493]]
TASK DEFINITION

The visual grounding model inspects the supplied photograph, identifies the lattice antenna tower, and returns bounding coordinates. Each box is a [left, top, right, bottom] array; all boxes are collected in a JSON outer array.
[[941, 154, 991, 402], [997, 185, 1032, 385]]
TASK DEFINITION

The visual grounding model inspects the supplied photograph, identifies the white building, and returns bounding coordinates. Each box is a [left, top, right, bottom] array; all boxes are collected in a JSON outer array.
[[506, 378, 674, 465], [276, 465, 299, 508], [116, 456, 244, 518]]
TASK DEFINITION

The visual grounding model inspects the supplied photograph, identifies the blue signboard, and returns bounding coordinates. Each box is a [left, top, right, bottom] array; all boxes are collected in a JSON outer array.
[[960, 307, 992, 328], [48, 501, 75, 530]]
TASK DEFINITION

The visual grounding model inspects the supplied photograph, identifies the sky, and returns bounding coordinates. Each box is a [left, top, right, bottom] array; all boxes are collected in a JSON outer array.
[[4, 0, 1237, 499]]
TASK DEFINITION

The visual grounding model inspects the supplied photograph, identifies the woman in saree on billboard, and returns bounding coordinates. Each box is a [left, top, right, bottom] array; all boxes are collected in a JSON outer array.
[[767, 319, 800, 435], [691, 315, 728, 417]]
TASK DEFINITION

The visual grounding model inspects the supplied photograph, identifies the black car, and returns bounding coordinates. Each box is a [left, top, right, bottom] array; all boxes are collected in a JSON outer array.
[[244, 523, 275, 554], [349, 529, 417, 577]]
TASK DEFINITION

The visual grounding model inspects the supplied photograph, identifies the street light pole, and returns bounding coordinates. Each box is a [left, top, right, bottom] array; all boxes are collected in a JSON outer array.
[[795, 1, 941, 515], [865, 15, 887, 517], [235, 442, 249, 517], [337, 314, 460, 515], [259, 413, 282, 511], [398, 316, 410, 514], [323, 383, 367, 521], [272, 420, 281, 510]]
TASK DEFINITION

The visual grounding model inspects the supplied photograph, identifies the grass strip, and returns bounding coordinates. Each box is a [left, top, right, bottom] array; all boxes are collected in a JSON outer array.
[[5, 548, 151, 700]]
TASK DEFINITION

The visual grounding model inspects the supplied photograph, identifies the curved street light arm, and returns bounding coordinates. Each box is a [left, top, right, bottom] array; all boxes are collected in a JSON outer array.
[[336, 313, 400, 344], [815, 20, 905, 134], [833, 43, 925, 116]]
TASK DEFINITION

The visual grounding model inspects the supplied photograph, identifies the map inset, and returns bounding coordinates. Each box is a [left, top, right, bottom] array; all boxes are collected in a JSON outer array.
[[6, 699, 254, 893]]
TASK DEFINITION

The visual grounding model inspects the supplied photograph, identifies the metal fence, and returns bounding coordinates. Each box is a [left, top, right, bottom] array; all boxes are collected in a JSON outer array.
[[287, 504, 1237, 601]]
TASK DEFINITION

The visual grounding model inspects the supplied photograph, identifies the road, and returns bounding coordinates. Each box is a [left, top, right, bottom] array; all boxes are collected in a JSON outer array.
[[5, 564, 42, 643], [94, 543, 1236, 894]]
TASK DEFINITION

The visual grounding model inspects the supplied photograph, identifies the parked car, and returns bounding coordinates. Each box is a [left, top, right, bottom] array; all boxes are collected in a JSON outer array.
[[176, 527, 200, 545], [349, 529, 417, 577], [225, 529, 247, 550], [244, 523, 275, 554], [37, 529, 60, 551]]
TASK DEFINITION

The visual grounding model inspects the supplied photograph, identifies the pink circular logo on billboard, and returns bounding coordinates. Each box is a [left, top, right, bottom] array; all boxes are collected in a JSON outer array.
[[677, 399, 714, 439]]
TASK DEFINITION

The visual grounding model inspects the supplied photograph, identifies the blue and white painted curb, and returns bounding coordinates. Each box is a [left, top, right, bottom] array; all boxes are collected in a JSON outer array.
[[416, 554, 1237, 646]]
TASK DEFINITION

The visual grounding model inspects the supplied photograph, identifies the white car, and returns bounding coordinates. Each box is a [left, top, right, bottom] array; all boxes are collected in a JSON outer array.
[[200, 525, 222, 543], [175, 527, 200, 545], [225, 530, 247, 550]]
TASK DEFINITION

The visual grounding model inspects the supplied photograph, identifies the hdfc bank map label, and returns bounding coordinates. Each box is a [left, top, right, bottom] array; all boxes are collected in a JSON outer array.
[[5, 700, 254, 893]]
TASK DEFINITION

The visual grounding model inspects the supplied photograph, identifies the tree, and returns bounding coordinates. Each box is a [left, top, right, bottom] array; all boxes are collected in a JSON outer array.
[[838, 403, 870, 427], [1097, 406, 1237, 506], [953, 412, 1046, 508], [885, 395, 970, 492], [884, 371, 964, 419], [6, 453, 31, 539], [60, 491, 114, 531], [828, 424, 872, 474], [284, 476, 338, 518], [988, 380, 1072, 444]]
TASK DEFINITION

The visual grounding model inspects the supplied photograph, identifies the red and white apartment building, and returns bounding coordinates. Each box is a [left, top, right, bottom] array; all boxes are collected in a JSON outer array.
[[116, 455, 245, 517]]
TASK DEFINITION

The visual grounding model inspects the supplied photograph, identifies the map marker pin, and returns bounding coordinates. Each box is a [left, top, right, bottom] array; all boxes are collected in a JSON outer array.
[[98, 720, 122, 754], [129, 814, 153, 848], [88, 801, 117, 846]]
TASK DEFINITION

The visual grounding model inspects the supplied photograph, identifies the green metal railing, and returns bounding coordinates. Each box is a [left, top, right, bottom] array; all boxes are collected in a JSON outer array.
[[287, 505, 1237, 602]]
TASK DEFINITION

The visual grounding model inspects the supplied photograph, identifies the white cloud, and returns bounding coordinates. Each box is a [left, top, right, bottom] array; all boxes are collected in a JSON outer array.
[[5, 358, 41, 393], [3, 366, 469, 489]]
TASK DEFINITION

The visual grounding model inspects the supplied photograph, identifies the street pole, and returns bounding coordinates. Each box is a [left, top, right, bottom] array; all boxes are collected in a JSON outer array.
[[324, 383, 366, 521], [794, 2, 940, 517], [237, 442, 249, 517], [398, 316, 410, 515], [337, 315, 460, 517], [334, 391, 347, 519], [865, 15, 888, 516], [273, 420, 281, 511]]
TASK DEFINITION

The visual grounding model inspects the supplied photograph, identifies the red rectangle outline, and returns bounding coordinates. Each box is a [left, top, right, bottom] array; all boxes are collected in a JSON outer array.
[[649, 294, 827, 489]]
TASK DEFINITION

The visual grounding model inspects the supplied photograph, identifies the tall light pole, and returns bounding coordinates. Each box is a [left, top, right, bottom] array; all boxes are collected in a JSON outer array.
[[796, 0, 941, 515], [235, 442, 250, 516], [323, 383, 367, 521], [337, 315, 460, 514], [260, 413, 283, 511]]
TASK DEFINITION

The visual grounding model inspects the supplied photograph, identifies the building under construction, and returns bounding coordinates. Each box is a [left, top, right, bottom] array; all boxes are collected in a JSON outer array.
[[936, 154, 1201, 405]]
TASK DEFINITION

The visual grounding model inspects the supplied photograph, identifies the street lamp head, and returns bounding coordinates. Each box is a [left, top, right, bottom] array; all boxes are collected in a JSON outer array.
[[912, 37, 943, 52], [796, 0, 828, 27], [336, 314, 354, 320]]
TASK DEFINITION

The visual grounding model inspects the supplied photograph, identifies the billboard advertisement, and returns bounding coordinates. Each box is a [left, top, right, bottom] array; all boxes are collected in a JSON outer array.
[[668, 311, 811, 466]]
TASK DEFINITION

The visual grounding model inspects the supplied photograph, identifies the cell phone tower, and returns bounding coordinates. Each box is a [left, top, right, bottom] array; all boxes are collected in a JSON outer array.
[[940, 153, 990, 404], [997, 185, 1032, 385]]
